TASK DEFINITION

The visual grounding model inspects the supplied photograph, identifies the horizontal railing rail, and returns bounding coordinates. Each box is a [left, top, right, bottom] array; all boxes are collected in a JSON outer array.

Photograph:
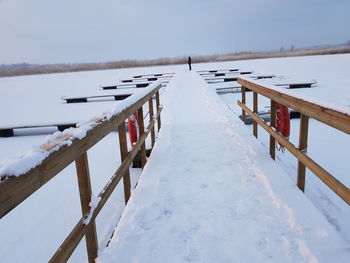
[[237, 77, 350, 206], [0, 81, 163, 262]]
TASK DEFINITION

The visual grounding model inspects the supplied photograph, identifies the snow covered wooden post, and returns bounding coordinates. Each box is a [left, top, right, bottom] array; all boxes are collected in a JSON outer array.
[[137, 107, 147, 168], [118, 123, 131, 204], [148, 98, 156, 148], [75, 152, 98, 262], [253, 92, 258, 138], [241, 86, 246, 124], [269, 100, 276, 160], [156, 90, 161, 132], [297, 114, 309, 192]]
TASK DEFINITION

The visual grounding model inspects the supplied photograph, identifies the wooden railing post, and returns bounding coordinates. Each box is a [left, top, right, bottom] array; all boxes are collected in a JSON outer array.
[[237, 77, 350, 205], [297, 114, 309, 192], [118, 123, 131, 204], [0, 84, 164, 262], [148, 98, 156, 148], [253, 92, 258, 138], [75, 152, 98, 263], [137, 107, 147, 168], [155, 91, 161, 132], [270, 100, 276, 160], [241, 86, 246, 124]]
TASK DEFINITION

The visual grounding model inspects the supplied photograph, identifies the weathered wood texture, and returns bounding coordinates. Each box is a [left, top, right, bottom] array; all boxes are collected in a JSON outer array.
[[75, 153, 98, 263], [118, 123, 131, 204], [148, 98, 156, 147], [269, 100, 276, 160], [241, 86, 246, 124], [297, 114, 309, 192], [137, 107, 147, 169], [49, 106, 162, 262], [238, 78, 350, 135], [253, 92, 258, 138], [156, 91, 161, 132]]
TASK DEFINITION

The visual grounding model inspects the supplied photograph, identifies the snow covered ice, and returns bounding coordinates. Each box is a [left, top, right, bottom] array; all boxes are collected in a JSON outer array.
[[0, 55, 350, 262]]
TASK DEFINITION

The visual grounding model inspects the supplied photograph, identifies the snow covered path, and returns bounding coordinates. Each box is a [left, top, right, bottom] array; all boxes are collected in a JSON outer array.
[[99, 70, 349, 262]]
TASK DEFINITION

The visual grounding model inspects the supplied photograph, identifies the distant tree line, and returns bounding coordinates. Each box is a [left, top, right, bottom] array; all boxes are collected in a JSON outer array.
[[1, 44, 350, 78]]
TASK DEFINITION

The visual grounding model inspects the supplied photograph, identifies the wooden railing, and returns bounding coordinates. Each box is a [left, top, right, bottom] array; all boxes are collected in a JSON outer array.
[[237, 77, 350, 206], [0, 82, 163, 262]]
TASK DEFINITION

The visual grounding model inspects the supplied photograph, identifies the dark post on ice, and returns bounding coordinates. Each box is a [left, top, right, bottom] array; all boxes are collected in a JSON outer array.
[[188, 56, 192, 71]]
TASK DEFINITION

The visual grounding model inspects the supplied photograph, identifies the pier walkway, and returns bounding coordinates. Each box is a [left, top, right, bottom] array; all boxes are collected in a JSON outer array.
[[99, 71, 349, 262]]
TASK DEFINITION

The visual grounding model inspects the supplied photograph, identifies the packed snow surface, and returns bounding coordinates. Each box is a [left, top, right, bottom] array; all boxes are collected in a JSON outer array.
[[98, 70, 349, 262]]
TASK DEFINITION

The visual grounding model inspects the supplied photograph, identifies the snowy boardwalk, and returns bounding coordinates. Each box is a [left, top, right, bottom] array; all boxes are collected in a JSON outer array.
[[99, 71, 348, 262]]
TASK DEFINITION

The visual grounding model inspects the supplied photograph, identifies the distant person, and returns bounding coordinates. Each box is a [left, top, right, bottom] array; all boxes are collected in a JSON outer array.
[[188, 56, 192, 71]]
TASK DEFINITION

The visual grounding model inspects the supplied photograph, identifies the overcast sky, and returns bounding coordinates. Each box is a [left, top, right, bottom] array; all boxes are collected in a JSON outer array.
[[0, 0, 349, 64]]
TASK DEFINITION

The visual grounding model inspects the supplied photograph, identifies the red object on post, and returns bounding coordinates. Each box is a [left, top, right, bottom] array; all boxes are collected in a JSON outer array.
[[127, 112, 139, 145], [276, 104, 290, 138]]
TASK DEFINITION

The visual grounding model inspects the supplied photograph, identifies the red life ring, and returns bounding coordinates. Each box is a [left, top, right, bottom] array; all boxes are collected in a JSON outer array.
[[127, 112, 139, 145], [276, 104, 290, 139]]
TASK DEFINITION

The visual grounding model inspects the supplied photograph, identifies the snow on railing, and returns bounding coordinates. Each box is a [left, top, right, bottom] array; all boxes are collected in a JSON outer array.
[[0, 80, 163, 263], [237, 76, 350, 206]]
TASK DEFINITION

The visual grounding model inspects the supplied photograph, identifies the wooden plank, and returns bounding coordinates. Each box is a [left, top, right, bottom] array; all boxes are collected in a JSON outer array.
[[49, 107, 162, 262], [118, 123, 131, 204], [148, 98, 155, 148], [241, 86, 246, 124], [156, 91, 161, 132], [297, 114, 309, 192], [237, 101, 350, 205], [270, 100, 276, 160], [137, 107, 147, 169], [0, 84, 162, 219], [253, 92, 258, 138], [75, 153, 98, 262], [238, 78, 350, 135], [41, 134, 73, 151]]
